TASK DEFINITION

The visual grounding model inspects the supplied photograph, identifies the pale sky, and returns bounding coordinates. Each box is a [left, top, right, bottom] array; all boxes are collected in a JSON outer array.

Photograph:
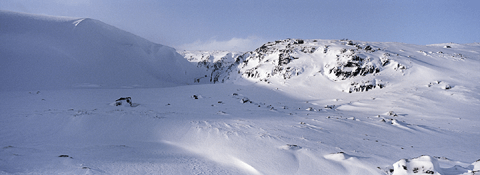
[[1, 0, 479, 51]]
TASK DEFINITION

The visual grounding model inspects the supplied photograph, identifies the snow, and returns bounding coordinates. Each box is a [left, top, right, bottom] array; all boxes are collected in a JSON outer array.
[[178, 50, 243, 83], [392, 156, 442, 175], [1, 10, 480, 174], [0, 10, 203, 91]]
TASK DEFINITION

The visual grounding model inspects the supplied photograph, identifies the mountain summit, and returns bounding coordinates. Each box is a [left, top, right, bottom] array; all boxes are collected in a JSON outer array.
[[0, 10, 202, 90]]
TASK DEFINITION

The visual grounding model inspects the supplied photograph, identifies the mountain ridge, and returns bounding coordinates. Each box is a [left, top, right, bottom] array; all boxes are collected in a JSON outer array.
[[1, 11, 480, 175], [0, 10, 202, 91], [180, 38, 480, 94]]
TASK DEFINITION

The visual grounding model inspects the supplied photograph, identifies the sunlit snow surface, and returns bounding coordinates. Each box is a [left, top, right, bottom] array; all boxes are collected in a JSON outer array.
[[1, 10, 480, 174]]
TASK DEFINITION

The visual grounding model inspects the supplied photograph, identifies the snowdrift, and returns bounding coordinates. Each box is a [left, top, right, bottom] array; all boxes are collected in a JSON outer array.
[[0, 10, 202, 91]]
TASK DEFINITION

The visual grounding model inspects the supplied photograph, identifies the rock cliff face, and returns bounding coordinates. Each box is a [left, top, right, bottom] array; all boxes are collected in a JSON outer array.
[[178, 50, 241, 83]]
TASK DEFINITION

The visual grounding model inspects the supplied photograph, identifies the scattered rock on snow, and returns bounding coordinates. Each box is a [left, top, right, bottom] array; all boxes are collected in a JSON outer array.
[[392, 155, 442, 175], [240, 97, 251, 103], [387, 111, 398, 117], [364, 45, 373, 51], [325, 105, 336, 109], [191, 94, 204, 99], [3, 145, 14, 149], [442, 84, 452, 90], [217, 111, 227, 115], [281, 144, 302, 150], [393, 63, 407, 71], [347, 80, 384, 93], [114, 97, 135, 107]]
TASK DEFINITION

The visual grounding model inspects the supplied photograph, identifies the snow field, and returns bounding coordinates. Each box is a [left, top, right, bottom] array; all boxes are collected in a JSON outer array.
[[1, 10, 480, 174], [1, 81, 479, 174]]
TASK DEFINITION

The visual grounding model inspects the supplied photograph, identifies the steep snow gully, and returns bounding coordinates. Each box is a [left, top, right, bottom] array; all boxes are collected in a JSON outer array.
[[1, 10, 480, 174]]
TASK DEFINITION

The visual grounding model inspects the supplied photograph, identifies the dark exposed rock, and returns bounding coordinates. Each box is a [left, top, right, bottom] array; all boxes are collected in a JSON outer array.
[[347, 40, 354, 45], [115, 97, 132, 107], [241, 97, 250, 103], [347, 80, 384, 93], [394, 63, 406, 71], [300, 46, 316, 53], [323, 45, 329, 53], [325, 105, 335, 109], [364, 45, 372, 51], [330, 64, 380, 80], [182, 39, 410, 93], [443, 84, 452, 90], [381, 53, 390, 66]]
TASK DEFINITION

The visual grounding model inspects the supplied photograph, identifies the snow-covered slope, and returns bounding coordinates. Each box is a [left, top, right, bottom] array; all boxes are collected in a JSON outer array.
[[175, 39, 480, 174], [181, 38, 480, 94], [0, 10, 202, 91], [1, 11, 480, 175]]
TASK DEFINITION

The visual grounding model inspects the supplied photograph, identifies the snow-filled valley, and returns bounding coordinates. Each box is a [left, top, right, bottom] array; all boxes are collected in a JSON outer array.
[[1, 10, 480, 175]]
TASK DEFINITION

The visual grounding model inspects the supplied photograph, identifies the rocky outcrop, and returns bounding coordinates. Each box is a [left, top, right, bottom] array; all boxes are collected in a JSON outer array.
[[180, 39, 414, 93]]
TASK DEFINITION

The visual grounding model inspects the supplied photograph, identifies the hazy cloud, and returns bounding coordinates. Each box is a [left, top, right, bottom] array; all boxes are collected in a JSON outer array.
[[176, 36, 268, 52], [53, 0, 92, 6]]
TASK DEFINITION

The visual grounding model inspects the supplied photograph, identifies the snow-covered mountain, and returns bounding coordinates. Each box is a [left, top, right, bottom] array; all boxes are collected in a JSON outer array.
[[1, 11, 480, 175], [176, 39, 480, 174], [0, 10, 202, 91], [180, 38, 480, 94]]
